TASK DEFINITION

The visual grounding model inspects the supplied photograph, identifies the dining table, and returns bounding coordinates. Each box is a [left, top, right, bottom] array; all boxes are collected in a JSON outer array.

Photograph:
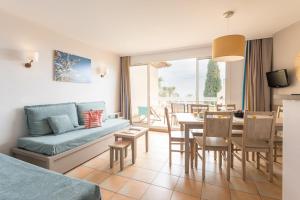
[[175, 113, 283, 174]]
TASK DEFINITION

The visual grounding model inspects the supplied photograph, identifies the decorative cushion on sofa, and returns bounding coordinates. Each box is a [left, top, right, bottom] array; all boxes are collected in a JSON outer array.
[[24, 103, 79, 136], [48, 115, 75, 135], [76, 101, 106, 125], [83, 110, 103, 128]]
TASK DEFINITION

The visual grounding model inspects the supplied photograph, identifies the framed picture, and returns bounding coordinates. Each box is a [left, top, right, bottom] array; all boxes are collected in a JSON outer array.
[[53, 50, 92, 83]]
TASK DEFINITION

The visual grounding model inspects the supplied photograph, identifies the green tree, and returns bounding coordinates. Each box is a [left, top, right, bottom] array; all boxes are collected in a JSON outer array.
[[203, 60, 222, 97]]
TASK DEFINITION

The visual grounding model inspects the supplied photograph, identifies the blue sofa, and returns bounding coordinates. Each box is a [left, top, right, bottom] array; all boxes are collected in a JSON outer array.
[[12, 101, 130, 173]]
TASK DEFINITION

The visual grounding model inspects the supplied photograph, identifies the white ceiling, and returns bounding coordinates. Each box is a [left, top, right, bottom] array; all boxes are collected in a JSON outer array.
[[1, 0, 300, 56]]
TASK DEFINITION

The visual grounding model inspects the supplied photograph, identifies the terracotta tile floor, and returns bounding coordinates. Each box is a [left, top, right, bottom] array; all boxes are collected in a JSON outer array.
[[65, 131, 282, 200]]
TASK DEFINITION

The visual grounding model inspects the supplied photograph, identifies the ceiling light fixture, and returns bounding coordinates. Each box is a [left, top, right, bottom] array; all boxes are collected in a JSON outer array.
[[212, 11, 245, 62]]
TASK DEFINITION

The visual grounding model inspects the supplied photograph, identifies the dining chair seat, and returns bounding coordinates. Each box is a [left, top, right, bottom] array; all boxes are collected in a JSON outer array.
[[194, 136, 228, 148], [232, 137, 270, 149], [274, 135, 283, 143], [232, 130, 243, 136], [191, 129, 203, 136]]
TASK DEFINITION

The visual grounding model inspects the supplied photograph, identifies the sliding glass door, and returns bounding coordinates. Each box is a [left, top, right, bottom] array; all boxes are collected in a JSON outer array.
[[130, 58, 226, 128], [130, 65, 149, 126]]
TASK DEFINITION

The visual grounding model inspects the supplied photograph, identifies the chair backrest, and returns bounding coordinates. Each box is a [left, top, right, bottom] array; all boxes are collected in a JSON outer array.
[[164, 107, 172, 134], [203, 111, 233, 139], [276, 106, 283, 118], [171, 103, 185, 113], [189, 104, 209, 113], [216, 104, 236, 111], [243, 111, 276, 143]]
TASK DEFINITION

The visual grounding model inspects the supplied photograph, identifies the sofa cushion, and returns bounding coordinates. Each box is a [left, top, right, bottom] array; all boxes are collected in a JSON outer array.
[[83, 110, 103, 128], [17, 118, 130, 156], [76, 101, 106, 125], [48, 115, 75, 135], [24, 103, 79, 136]]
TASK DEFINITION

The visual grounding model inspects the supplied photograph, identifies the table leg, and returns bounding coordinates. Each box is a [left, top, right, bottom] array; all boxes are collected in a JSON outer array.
[[180, 123, 184, 153], [145, 131, 149, 152], [132, 139, 137, 164], [185, 124, 190, 173], [190, 140, 194, 169], [120, 149, 124, 171], [110, 147, 114, 168]]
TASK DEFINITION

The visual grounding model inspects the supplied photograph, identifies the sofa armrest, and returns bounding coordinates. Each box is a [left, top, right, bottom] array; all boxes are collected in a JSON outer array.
[[107, 112, 123, 119]]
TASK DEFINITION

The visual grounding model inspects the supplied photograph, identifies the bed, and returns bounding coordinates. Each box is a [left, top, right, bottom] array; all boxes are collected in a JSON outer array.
[[0, 153, 101, 200]]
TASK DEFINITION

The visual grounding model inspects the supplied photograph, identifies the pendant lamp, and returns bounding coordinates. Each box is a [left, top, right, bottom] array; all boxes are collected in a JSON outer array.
[[212, 11, 245, 62]]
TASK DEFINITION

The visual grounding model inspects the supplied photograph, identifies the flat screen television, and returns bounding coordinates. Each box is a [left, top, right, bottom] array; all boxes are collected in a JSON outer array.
[[266, 69, 289, 88]]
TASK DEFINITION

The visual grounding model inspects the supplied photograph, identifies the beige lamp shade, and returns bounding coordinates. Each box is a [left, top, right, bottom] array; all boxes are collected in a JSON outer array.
[[212, 34, 245, 62]]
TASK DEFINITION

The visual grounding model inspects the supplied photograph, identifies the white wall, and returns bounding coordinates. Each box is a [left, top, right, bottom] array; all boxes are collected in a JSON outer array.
[[273, 21, 300, 98], [131, 46, 245, 110], [226, 60, 245, 110], [0, 11, 120, 154], [283, 100, 300, 200]]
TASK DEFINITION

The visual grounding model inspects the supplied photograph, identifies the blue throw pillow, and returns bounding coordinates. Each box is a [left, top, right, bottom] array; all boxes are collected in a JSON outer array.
[[48, 115, 75, 135]]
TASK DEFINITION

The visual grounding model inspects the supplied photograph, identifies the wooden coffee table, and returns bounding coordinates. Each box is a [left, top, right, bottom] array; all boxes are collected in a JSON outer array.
[[114, 126, 149, 164]]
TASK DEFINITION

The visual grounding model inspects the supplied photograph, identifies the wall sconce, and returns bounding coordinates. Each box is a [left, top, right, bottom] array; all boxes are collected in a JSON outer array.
[[22, 51, 39, 68], [96, 66, 109, 78]]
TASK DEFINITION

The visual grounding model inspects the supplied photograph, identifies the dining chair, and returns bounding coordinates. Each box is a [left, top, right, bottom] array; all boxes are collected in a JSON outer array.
[[165, 107, 194, 167], [170, 103, 186, 125], [189, 104, 209, 113], [188, 104, 208, 137], [216, 104, 237, 160], [274, 106, 283, 162], [187, 104, 207, 161], [276, 105, 283, 118], [231, 111, 276, 182], [194, 111, 233, 180], [216, 104, 236, 111]]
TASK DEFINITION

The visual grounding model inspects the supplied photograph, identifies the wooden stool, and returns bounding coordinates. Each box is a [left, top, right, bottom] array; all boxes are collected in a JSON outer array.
[[109, 140, 131, 171]]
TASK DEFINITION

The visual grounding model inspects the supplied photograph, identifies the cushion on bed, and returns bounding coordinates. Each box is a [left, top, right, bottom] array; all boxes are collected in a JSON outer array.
[[0, 153, 100, 200], [25, 103, 79, 136], [76, 101, 106, 125], [48, 115, 75, 135], [17, 118, 130, 156]]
